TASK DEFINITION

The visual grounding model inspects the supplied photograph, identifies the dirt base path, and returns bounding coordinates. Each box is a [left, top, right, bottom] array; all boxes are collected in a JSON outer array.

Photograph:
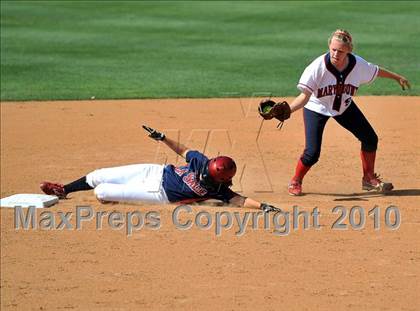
[[1, 96, 419, 310]]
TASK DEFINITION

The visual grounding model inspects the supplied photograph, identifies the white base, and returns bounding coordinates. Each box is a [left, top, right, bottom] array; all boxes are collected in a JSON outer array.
[[0, 194, 59, 208]]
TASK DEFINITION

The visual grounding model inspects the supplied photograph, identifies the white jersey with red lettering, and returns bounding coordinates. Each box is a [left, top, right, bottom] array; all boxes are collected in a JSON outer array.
[[297, 52, 379, 116]]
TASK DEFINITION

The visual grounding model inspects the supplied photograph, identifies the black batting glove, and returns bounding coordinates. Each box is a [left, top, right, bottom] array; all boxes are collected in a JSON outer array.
[[260, 203, 282, 213], [142, 125, 165, 141]]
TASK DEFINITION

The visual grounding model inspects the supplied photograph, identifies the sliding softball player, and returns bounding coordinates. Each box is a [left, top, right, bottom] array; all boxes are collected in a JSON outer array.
[[40, 125, 280, 213]]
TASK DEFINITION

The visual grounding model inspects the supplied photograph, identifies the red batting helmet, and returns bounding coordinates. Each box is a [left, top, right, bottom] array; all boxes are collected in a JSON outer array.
[[206, 156, 237, 184]]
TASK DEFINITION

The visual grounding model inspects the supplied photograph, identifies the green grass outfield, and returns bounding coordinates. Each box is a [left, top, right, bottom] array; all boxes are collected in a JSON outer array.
[[1, 1, 419, 100]]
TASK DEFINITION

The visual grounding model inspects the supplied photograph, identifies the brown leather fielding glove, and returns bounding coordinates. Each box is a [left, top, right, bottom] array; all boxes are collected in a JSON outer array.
[[258, 99, 291, 122]]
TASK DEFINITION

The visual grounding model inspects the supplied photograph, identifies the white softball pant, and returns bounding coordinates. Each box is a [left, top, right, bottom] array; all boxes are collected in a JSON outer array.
[[86, 164, 169, 204]]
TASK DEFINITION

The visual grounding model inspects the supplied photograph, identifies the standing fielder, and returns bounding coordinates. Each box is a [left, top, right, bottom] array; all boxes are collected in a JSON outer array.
[[40, 125, 281, 213], [259, 29, 410, 196]]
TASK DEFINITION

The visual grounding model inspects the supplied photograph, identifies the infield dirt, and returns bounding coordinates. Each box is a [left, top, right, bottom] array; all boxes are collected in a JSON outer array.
[[1, 97, 419, 310]]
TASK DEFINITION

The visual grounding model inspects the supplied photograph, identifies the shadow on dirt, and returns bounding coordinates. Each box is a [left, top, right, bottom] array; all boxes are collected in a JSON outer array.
[[306, 189, 420, 201]]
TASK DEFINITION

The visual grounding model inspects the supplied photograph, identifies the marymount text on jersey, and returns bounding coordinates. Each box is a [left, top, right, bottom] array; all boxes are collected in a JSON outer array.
[[317, 83, 358, 98]]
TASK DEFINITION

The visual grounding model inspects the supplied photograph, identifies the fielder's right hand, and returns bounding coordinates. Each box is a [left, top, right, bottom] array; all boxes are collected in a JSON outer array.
[[142, 125, 165, 141]]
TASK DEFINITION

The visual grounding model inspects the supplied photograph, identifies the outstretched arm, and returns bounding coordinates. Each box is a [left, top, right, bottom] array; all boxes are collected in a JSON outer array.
[[162, 136, 190, 158], [378, 67, 411, 90], [229, 194, 281, 213], [229, 195, 259, 209], [143, 125, 190, 158]]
